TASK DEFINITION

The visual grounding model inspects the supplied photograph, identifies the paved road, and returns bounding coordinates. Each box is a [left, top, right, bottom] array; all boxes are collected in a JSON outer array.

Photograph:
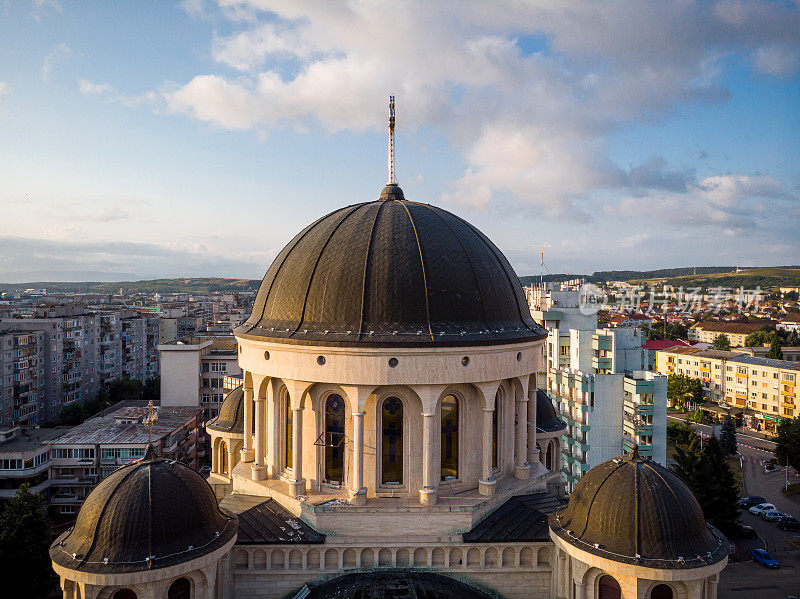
[[719, 554, 800, 599]]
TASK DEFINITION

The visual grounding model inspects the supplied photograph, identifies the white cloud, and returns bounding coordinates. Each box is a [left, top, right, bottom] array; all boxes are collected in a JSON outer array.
[[79, 79, 157, 108], [752, 45, 800, 78], [32, 0, 61, 21], [41, 42, 70, 82]]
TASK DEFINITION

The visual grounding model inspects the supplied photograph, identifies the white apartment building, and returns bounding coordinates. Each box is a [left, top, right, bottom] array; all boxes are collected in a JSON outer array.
[[528, 286, 667, 492]]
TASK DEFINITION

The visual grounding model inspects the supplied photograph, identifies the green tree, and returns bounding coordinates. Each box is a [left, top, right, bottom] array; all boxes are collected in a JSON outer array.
[[767, 336, 783, 360], [712, 333, 731, 351], [667, 418, 695, 445], [775, 416, 800, 472], [0, 484, 57, 598], [692, 408, 705, 424], [720, 414, 737, 455], [667, 373, 705, 410], [672, 435, 740, 537], [143, 376, 160, 404]]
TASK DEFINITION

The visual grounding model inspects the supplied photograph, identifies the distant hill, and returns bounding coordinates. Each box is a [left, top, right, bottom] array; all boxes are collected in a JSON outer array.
[[629, 267, 800, 290], [0, 278, 261, 295]]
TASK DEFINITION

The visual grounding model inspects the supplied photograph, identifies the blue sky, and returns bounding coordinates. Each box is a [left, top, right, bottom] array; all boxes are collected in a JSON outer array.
[[0, 0, 798, 282]]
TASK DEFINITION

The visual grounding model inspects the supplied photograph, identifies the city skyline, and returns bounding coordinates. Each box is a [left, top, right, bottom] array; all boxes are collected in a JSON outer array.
[[1, 0, 799, 282]]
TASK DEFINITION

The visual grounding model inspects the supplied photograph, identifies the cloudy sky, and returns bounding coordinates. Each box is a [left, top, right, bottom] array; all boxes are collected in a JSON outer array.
[[1, 0, 798, 282]]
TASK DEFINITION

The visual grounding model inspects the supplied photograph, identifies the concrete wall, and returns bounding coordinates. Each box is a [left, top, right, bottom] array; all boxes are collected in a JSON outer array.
[[587, 375, 624, 468], [160, 347, 201, 406]]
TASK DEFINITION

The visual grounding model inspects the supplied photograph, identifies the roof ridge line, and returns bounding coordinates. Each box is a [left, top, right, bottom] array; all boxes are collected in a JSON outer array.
[[358, 202, 388, 340], [398, 202, 434, 340]]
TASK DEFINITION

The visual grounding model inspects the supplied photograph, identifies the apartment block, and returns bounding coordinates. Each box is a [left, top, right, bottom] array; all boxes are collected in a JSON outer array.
[[655, 346, 800, 432], [0, 426, 63, 501], [0, 330, 46, 426], [687, 321, 763, 347], [0, 307, 160, 425], [159, 336, 242, 419]]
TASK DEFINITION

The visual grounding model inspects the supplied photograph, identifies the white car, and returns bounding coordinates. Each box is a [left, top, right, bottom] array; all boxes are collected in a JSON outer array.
[[749, 503, 777, 516]]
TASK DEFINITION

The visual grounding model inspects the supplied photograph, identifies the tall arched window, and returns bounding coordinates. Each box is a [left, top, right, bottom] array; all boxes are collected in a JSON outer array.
[[381, 397, 403, 484], [651, 584, 673, 599], [440, 395, 459, 480], [598, 575, 622, 599], [284, 393, 293, 469], [220, 441, 228, 474], [168, 578, 191, 599], [545, 442, 553, 471], [492, 390, 501, 468], [113, 591, 137, 599], [324, 394, 345, 483]]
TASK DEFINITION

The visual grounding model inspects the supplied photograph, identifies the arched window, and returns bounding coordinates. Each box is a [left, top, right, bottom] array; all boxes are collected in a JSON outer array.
[[651, 584, 673, 599], [598, 575, 622, 599], [440, 395, 459, 480], [545, 442, 553, 470], [324, 394, 345, 483], [381, 397, 403, 484], [492, 390, 501, 468], [284, 393, 293, 469], [168, 578, 191, 599], [220, 441, 228, 473], [113, 591, 137, 599]]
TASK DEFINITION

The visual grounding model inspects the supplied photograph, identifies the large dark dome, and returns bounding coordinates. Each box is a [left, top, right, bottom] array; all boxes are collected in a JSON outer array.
[[50, 450, 237, 574], [237, 184, 545, 347], [549, 447, 729, 569]]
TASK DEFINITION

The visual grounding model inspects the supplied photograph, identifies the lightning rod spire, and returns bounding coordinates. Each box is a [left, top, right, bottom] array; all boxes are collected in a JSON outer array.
[[388, 95, 396, 184]]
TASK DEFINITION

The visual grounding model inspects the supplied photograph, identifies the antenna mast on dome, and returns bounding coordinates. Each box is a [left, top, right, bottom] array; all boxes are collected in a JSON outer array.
[[388, 94, 396, 184]]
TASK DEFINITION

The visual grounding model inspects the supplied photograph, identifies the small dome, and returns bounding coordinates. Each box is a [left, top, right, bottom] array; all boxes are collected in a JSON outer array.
[[535, 389, 566, 433], [237, 185, 545, 347], [50, 449, 237, 573], [206, 385, 244, 434], [549, 446, 728, 569]]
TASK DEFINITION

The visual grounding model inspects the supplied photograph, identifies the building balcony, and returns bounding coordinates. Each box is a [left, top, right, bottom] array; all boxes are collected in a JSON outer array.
[[592, 356, 612, 370], [592, 336, 613, 352]]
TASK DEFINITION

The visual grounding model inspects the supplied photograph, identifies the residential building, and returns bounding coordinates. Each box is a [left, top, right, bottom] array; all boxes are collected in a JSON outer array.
[[0, 307, 159, 424], [159, 336, 242, 419], [687, 321, 763, 347], [547, 323, 667, 492], [0, 330, 45, 426], [0, 425, 64, 501], [47, 404, 203, 515], [655, 346, 800, 432]]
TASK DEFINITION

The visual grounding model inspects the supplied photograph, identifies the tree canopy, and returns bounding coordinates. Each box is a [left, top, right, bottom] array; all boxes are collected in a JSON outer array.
[[667, 373, 705, 409], [720, 415, 738, 455], [672, 434, 740, 537], [775, 416, 800, 472], [0, 485, 57, 598], [711, 333, 731, 351]]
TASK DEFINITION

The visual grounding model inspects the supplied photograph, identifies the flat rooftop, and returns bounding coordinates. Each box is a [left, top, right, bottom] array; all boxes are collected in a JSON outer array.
[[50, 406, 201, 446], [0, 427, 69, 454]]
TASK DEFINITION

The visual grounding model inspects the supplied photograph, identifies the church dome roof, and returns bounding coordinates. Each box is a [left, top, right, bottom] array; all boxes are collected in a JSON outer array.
[[50, 449, 237, 574], [206, 385, 244, 435], [237, 184, 546, 347], [549, 446, 729, 569], [535, 389, 566, 433]]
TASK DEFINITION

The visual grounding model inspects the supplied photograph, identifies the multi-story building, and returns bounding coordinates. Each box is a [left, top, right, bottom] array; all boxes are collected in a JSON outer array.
[[0, 330, 46, 426], [46, 404, 203, 515], [0, 307, 159, 424], [0, 425, 63, 502], [655, 346, 800, 432], [687, 321, 763, 347], [159, 336, 242, 419]]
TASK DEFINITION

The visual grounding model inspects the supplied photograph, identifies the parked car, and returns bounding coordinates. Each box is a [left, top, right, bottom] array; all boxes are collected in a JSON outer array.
[[736, 524, 757, 539], [777, 516, 800, 531], [739, 495, 767, 508], [751, 549, 780, 568], [749, 503, 777, 516], [762, 509, 785, 522]]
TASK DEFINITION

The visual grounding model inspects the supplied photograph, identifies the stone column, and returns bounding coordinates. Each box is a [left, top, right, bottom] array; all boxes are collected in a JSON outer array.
[[527, 387, 540, 465], [241, 385, 254, 463], [515, 393, 530, 480], [707, 576, 719, 599], [574, 581, 585, 599], [350, 411, 367, 505], [251, 396, 267, 480], [557, 550, 567, 599], [479, 406, 496, 496], [289, 407, 305, 496], [227, 443, 236, 482], [61, 580, 73, 599], [419, 412, 438, 505]]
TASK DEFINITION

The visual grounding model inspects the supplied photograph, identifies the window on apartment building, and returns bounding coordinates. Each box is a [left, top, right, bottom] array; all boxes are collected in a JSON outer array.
[[202, 362, 210, 373], [762, 403, 767, 410], [202, 393, 210, 402], [560, 346, 568, 356]]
